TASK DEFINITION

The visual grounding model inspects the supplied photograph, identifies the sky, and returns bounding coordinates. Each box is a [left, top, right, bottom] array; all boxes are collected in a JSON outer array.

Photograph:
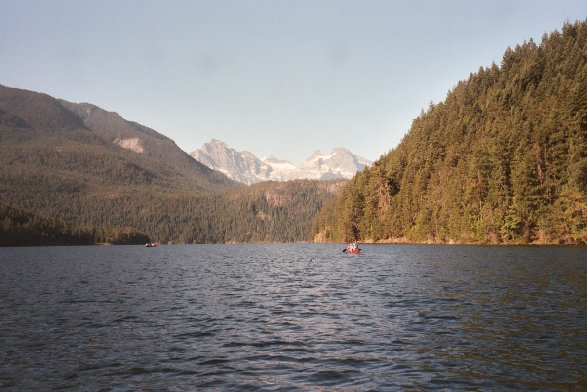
[[1, 1, 585, 164]]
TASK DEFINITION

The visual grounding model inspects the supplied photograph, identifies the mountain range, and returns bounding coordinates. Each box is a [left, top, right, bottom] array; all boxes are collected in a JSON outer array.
[[191, 139, 372, 185], [0, 84, 342, 244]]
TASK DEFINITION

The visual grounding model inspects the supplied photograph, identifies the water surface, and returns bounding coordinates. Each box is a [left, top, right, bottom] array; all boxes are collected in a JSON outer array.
[[1, 244, 585, 390]]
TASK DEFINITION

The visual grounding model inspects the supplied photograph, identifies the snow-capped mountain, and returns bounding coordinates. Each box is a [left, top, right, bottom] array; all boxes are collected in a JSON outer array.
[[191, 139, 372, 185], [190, 139, 273, 184], [295, 148, 372, 180]]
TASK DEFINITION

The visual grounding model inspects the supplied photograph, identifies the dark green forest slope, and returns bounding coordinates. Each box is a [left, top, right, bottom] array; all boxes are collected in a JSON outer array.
[[0, 203, 149, 246], [0, 85, 343, 244], [313, 21, 586, 245]]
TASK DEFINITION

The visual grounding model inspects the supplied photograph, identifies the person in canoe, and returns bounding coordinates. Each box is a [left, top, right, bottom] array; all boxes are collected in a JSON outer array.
[[344, 241, 360, 253]]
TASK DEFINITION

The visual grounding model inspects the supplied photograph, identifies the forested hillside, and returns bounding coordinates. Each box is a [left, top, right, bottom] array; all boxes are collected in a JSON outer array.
[[313, 21, 586, 245], [0, 85, 343, 244], [155, 179, 347, 243], [59, 100, 233, 191]]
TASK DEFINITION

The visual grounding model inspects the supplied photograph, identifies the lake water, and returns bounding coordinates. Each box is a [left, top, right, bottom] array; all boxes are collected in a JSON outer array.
[[0, 244, 585, 391]]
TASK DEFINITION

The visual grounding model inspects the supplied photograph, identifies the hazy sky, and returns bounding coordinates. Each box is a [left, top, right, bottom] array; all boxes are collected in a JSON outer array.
[[2, 1, 585, 163]]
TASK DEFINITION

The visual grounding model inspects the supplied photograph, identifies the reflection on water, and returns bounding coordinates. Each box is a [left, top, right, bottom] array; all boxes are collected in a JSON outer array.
[[0, 244, 585, 390]]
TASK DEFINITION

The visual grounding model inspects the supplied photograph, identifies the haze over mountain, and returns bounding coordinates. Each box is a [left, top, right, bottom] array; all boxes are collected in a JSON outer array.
[[191, 139, 372, 185]]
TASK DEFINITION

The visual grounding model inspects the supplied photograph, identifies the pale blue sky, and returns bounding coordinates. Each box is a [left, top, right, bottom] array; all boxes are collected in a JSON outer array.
[[1, 1, 585, 163]]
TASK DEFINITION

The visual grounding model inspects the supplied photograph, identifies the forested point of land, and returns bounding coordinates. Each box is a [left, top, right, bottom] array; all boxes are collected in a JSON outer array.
[[0, 203, 150, 246], [313, 20, 586, 245]]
